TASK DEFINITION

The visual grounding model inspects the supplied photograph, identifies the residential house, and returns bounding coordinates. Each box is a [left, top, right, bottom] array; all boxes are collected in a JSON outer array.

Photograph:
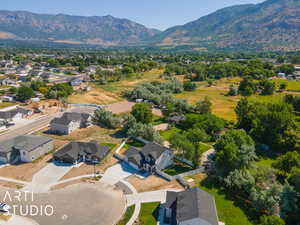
[[1, 96, 14, 102], [169, 115, 186, 125], [0, 78, 16, 86], [277, 72, 286, 78], [0, 107, 33, 122], [0, 135, 53, 164], [164, 187, 219, 225], [49, 112, 92, 135], [123, 142, 174, 173], [53, 141, 110, 164], [69, 77, 82, 86]]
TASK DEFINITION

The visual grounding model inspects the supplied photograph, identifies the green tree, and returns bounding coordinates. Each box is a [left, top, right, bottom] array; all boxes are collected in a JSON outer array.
[[195, 97, 212, 114], [272, 151, 300, 176], [288, 167, 300, 192], [131, 103, 153, 124], [214, 129, 257, 176], [259, 215, 285, 225], [93, 108, 121, 129], [16, 86, 34, 102]]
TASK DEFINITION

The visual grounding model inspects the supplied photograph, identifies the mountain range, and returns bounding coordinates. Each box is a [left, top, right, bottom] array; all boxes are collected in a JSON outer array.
[[0, 0, 299, 50]]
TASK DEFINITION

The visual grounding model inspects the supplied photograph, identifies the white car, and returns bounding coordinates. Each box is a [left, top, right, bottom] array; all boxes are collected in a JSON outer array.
[[0, 203, 11, 212]]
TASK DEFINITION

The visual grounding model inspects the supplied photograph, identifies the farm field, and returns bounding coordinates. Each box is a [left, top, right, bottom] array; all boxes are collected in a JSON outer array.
[[176, 77, 298, 121]]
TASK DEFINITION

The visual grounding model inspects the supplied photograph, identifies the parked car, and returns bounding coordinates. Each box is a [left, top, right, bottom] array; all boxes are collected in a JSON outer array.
[[0, 203, 11, 212]]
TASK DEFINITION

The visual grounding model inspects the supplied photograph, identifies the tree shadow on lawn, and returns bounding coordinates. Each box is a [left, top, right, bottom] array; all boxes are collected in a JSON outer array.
[[200, 176, 260, 224]]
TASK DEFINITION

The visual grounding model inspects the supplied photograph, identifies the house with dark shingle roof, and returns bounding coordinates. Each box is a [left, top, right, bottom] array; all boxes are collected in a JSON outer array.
[[0, 135, 53, 164], [123, 142, 174, 173], [0, 107, 33, 122], [165, 187, 219, 225], [49, 112, 92, 135], [53, 141, 110, 164]]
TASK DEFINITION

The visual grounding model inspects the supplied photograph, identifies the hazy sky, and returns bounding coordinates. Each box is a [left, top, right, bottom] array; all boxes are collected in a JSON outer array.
[[1, 0, 265, 30]]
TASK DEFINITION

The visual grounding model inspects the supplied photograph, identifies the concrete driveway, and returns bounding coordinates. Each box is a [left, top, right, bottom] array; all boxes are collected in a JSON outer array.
[[22, 162, 73, 193], [101, 163, 147, 185]]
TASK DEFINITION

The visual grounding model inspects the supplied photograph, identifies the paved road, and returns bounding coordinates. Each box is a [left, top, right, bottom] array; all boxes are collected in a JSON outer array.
[[0, 106, 95, 142], [0, 114, 60, 141]]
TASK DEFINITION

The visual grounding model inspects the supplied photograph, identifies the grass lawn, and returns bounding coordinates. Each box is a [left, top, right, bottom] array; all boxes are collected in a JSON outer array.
[[160, 127, 182, 141], [139, 202, 160, 225], [117, 205, 135, 225], [95, 69, 164, 95], [98, 142, 117, 151], [152, 114, 165, 125], [200, 178, 256, 225], [163, 160, 194, 176], [273, 78, 300, 92], [199, 143, 212, 153], [0, 102, 16, 109], [255, 156, 276, 168]]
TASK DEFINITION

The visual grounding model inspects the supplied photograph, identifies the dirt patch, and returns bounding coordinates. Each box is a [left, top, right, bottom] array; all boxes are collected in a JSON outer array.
[[184, 173, 207, 187], [0, 181, 23, 190], [126, 175, 184, 193], [37, 125, 122, 143], [50, 177, 99, 190], [68, 87, 122, 105], [106, 100, 162, 116], [0, 154, 52, 182], [0, 140, 67, 182]]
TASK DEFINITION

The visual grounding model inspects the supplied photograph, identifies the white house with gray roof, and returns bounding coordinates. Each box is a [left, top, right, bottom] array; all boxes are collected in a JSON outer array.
[[165, 188, 219, 225], [49, 112, 92, 135], [0, 135, 53, 164], [123, 142, 174, 173]]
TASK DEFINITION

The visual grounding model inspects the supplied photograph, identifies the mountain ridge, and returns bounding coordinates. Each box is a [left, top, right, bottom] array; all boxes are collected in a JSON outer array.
[[0, 0, 299, 50], [153, 0, 300, 50], [0, 10, 160, 46]]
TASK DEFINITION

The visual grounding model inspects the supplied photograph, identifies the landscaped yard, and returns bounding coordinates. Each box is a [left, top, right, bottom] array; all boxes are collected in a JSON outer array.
[[160, 127, 182, 141], [139, 202, 160, 225], [117, 205, 135, 225], [199, 178, 255, 225], [163, 161, 194, 176]]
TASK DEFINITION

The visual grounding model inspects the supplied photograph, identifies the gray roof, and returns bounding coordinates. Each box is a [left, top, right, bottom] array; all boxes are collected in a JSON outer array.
[[142, 142, 170, 160], [50, 112, 91, 126], [124, 146, 143, 166], [166, 188, 219, 225], [0, 135, 53, 153], [53, 141, 109, 162], [0, 107, 32, 120], [124, 142, 171, 167]]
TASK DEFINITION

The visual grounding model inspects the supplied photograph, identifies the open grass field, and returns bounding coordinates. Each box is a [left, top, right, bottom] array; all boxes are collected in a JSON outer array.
[[176, 78, 241, 121], [273, 78, 300, 92], [68, 69, 163, 105], [139, 202, 160, 225], [176, 77, 298, 121]]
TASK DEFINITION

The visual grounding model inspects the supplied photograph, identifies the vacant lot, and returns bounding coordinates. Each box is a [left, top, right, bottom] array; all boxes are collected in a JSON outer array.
[[68, 86, 122, 105], [127, 175, 183, 193], [37, 125, 122, 143], [68, 69, 163, 105]]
